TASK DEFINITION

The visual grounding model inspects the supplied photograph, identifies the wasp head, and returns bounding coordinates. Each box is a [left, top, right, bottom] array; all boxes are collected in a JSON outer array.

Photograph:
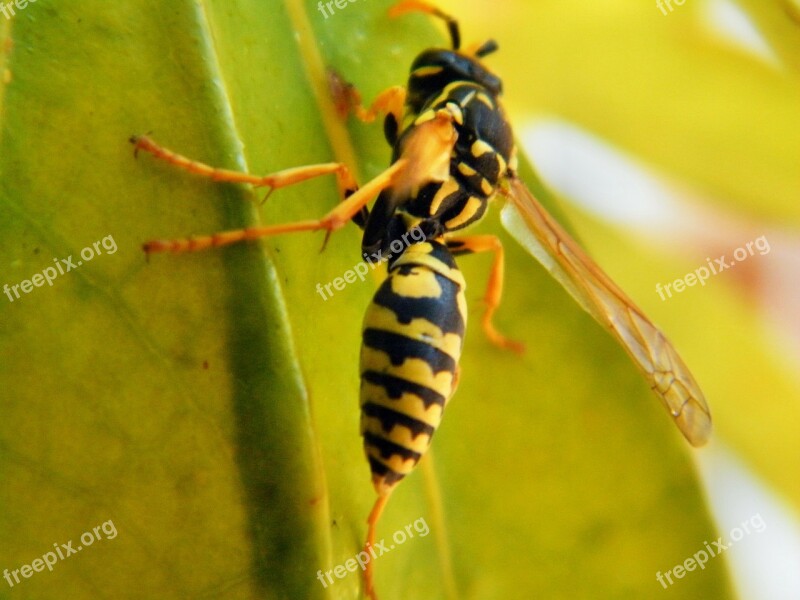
[[406, 45, 501, 113]]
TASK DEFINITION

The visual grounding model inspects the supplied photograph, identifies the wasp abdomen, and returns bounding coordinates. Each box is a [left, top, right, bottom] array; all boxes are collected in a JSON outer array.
[[360, 241, 467, 496]]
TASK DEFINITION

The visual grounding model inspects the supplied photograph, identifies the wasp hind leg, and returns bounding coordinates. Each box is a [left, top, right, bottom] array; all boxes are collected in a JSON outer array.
[[131, 135, 407, 254], [363, 491, 392, 600], [447, 234, 525, 354]]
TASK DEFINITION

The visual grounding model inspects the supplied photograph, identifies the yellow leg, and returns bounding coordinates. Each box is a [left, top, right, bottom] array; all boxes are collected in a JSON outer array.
[[328, 69, 406, 126], [351, 85, 406, 126], [364, 491, 392, 600], [141, 158, 408, 254], [131, 134, 410, 253], [131, 134, 358, 201], [447, 235, 525, 354]]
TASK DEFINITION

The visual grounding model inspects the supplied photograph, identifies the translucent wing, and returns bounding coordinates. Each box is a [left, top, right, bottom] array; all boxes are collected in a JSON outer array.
[[501, 176, 711, 446]]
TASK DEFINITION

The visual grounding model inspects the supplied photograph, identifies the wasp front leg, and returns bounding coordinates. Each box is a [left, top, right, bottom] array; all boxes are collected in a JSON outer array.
[[327, 68, 406, 126], [131, 135, 408, 253], [447, 234, 525, 354], [327, 69, 406, 146], [323, 72, 405, 228]]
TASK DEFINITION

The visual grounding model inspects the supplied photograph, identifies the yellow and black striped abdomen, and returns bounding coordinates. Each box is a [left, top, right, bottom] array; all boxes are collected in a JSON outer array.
[[360, 241, 467, 496]]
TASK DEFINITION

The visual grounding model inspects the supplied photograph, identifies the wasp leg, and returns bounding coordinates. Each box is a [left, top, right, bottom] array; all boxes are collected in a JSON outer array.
[[130, 134, 359, 202], [353, 85, 406, 126], [363, 491, 392, 600], [140, 157, 408, 254], [389, 0, 461, 50], [130, 134, 406, 253], [327, 68, 406, 125], [447, 234, 525, 354], [327, 69, 406, 148]]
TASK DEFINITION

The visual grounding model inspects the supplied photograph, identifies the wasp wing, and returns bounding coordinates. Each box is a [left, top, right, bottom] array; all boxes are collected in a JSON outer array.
[[394, 110, 458, 196], [500, 176, 711, 446]]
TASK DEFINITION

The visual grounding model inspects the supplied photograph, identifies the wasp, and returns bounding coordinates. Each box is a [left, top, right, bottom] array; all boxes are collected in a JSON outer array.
[[131, 1, 711, 598]]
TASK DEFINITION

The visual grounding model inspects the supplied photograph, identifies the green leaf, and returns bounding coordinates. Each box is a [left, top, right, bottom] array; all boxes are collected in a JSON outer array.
[[0, 1, 729, 598]]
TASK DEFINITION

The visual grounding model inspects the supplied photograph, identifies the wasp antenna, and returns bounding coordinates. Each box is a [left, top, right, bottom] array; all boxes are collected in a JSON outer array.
[[389, 1, 461, 50], [475, 39, 499, 58]]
